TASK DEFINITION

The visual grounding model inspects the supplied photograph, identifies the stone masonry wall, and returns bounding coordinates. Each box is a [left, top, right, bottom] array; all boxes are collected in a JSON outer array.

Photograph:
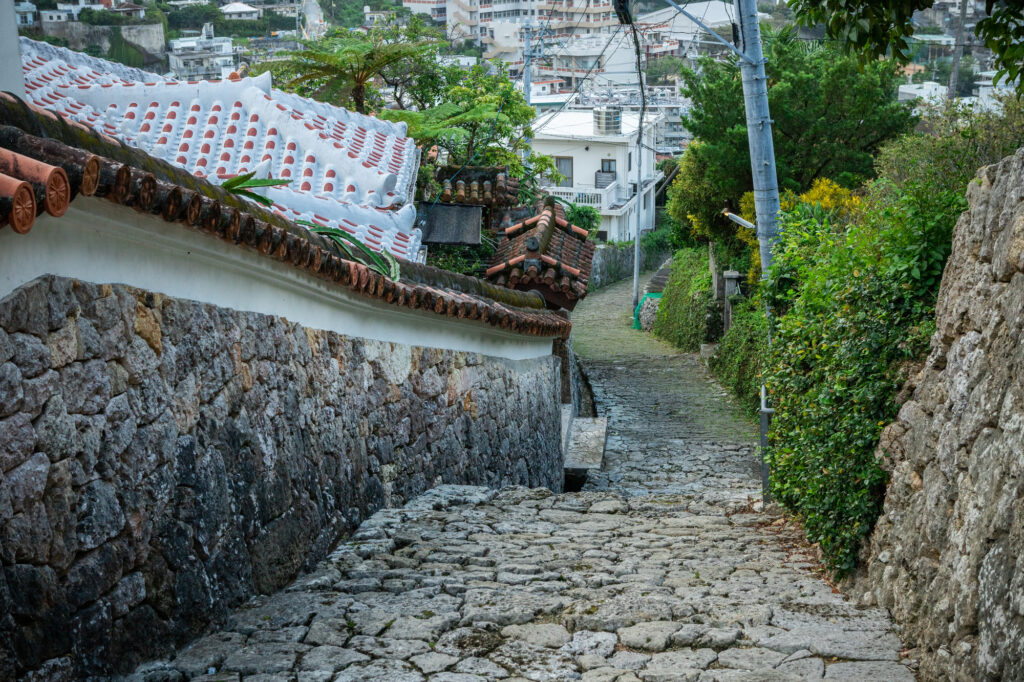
[[853, 149, 1024, 681], [587, 243, 668, 292], [0, 275, 562, 679]]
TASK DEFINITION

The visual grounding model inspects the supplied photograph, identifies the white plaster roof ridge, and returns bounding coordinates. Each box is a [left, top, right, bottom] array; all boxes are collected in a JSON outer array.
[[221, 1, 258, 10], [20, 36, 172, 87], [17, 37, 424, 261], [267, 87, 408, 138]]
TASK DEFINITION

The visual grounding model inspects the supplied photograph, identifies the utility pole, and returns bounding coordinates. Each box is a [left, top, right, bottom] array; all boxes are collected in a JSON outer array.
[[734, 0, 780, 274], [524, 24, 533, 106], [947, 0, 969, 100], [632, 122, 643, 310]]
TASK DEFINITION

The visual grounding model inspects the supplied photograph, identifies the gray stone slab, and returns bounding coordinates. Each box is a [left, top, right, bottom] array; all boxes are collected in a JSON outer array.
[[565, 417, 607, 470]]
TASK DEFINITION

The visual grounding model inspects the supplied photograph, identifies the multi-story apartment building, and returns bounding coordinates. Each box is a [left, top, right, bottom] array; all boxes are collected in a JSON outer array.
[[168, 24, 239, 81], [637, 1, 735, 61], [403, 0, 447, 24]]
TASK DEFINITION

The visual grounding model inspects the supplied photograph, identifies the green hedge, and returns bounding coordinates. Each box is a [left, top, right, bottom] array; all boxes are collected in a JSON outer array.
[[653, 247, 718, 352], [761, 98, 1024, 575], [764, 192, 958, 574], [709, 295, 768, 416]]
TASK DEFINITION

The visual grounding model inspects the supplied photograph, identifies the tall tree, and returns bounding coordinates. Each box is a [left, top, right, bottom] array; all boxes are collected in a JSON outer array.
[[271, 28, 440, 114], [788, 0, 1024, 94], [379, 64, 557, 183], [673, 26, 914, 217]]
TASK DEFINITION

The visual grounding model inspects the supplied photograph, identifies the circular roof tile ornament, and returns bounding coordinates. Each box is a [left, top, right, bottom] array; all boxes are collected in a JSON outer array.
[[80, 155, 101, 196], [44, 167, 71, 217], [6, 178, 36, 233]]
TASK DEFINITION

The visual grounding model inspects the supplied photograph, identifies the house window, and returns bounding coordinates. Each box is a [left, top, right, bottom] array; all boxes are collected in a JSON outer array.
[[601, 159, 616, 173], [555, 156, 573, 187], [627, 152, 632, 172]]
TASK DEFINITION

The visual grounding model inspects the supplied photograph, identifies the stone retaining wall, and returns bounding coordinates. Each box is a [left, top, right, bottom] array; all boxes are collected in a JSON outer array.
[[0, 275, 562, 678], [852, 149, 1024, 681], [587, 243, 668, 292]]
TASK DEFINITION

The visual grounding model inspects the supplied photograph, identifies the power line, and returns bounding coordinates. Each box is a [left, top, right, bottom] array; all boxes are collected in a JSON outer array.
[[525, 24, 626, 138]]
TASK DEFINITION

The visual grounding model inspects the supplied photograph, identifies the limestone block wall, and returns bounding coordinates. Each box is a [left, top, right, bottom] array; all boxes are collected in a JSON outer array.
[[587, 243, 668, 292], [0, 275, 562, 678], [854, 149, 1024, 681]]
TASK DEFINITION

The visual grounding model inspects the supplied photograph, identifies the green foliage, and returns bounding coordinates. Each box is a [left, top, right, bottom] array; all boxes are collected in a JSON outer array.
[[565, 203, 601, 238], [646, 56, 684, 85], [311, 226, 400, 280], [653, 248, 717, 352], [79, 7, 133, 24], [874, 96, 1024, 203], [164, 2, 220, 29], [665, 141, 726, 244], [426, 241, 495, 277], [709, 295, 769, 416], [379, 63, 556, 187], [706, 96, 1024, 575], [763, 187, 960, 574], [320, 0, 404, 28], [107, 28, 145, 68], [256, 27, 439, 114], [640, 224, 680, 257], [681, 26, 914, 199], [221, 171, 291, 206], [376, 17, 451, 110], [788, 0, 1024, 96], [18, 30, 68, 47]]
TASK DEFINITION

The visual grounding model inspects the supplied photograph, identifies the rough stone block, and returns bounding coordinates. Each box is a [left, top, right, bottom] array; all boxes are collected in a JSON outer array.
[[6, 453, 50, 513], [0, 412, 36, 472]]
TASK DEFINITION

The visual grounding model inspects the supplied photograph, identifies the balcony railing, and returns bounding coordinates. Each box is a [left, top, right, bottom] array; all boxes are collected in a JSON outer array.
[[543, 181, 624, 211]]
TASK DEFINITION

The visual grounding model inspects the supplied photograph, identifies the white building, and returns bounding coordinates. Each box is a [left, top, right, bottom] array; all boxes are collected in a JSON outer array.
[[449, 0, 619, 61], [221, 1, 259, 20], [168, 24, 239, 80], [897, 80, 946, 103], [574, 85, 691, 154], [533, 31, 642, 89], [636, 2, 735, 61], [531, 107, 663, 241], [402, 0, 446, 23], [15, 1, 37, 26], [55, 0, 110, 20]]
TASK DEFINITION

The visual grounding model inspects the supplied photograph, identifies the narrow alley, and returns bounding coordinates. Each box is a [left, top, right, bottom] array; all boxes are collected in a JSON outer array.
[[129, 275, 916, 682]]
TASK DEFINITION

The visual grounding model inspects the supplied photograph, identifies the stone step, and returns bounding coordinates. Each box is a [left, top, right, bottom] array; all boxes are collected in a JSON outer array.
[[560, 404, 574, 458], [564, 417, 608, 471]]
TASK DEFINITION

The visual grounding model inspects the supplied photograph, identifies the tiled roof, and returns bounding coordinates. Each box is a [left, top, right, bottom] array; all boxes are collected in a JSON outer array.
[[0, 111, 572, 338], [485, 198, 595, 311], [19, 38, 423, 261], [434, 166, 521, 206]]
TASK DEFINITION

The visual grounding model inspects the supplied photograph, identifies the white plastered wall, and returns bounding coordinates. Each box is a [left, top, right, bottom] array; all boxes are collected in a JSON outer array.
[[0, 199, 556, 360]]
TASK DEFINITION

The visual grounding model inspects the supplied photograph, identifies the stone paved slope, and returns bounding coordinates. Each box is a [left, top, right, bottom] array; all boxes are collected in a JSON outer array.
[[126, 275, 915, 682]]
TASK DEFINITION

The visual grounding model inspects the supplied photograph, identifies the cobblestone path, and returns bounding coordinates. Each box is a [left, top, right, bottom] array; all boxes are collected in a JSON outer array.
[[130, 275, 914, 682]]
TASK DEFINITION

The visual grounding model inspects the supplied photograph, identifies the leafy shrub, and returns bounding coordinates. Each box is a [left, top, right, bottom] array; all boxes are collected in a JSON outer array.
[[764, 187, 963, 574], [566, 203, 601, 239], [761, 97, 1024, 574], [709, 295, 769, 416], [653, 248, 718, 352], [640, 224, 679, 258]]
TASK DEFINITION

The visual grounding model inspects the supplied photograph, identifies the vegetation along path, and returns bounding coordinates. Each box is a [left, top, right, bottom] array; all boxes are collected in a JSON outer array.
[[129, 275, 914, 682]]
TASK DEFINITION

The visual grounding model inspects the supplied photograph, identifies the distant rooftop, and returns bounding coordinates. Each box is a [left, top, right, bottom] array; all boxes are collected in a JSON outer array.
[[532, 110, 664, 140]]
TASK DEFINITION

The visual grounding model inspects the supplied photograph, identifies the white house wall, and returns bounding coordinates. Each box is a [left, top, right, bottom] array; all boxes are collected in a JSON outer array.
[[0, 200, 556, 361]]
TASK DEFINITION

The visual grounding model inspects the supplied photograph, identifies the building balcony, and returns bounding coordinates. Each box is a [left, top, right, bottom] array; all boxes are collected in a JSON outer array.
[[541, 172, 663, 214], [543, 181, 624, 212]]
